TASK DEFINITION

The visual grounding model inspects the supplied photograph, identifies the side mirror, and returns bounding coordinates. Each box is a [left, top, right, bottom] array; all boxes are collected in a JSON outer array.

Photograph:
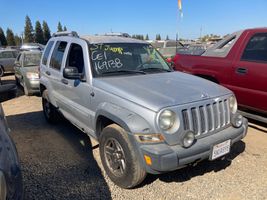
[[0, 84, 17, 103], [63, 66, 81, 80]]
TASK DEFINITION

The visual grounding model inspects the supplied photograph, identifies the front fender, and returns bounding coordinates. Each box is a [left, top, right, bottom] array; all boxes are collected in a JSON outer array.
[[95, 102, 153, 135]]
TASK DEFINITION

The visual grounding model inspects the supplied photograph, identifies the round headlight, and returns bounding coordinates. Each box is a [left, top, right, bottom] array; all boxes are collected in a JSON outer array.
[[229, 96, 237, 114], [0, 171, 7, 200], [182, 131, 196, 148], [159, 110, 176, 131]]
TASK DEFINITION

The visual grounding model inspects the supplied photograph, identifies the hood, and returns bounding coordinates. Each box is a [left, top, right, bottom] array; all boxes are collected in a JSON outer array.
[[93, 72, 232, 112], [22, 66, 39, 73]]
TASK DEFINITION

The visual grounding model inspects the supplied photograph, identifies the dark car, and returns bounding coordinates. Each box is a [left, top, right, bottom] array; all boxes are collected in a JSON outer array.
[[14, 51, 41, 95], [0, 84, 23, 199]]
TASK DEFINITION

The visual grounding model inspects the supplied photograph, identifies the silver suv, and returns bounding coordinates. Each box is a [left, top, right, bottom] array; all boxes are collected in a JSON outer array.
[[40, 31, 248, 188]]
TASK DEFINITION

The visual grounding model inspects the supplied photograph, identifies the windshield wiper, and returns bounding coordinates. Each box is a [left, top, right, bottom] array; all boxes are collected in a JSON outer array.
[[140, 68, 172, 72], [101, 70, 147, 76]]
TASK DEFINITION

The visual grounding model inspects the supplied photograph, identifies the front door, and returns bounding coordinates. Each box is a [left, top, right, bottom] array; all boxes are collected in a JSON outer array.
[[58, 40, 95, 136], [231, 32, 267, 112]]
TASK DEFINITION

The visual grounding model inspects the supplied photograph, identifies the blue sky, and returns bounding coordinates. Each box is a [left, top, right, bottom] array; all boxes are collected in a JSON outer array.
[[1, 0, 267, 39]]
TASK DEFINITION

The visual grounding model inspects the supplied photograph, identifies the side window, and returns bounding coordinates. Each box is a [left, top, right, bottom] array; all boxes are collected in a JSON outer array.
[[241, 33, 267, 62], [2, 51, 13, 58], [66, 43, 84, 74], [0, 53, 3, 59], [49, 41, 67, 70], [42, 41, 54, 65]]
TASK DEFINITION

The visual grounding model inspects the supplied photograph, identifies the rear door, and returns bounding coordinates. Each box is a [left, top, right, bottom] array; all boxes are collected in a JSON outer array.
[[48, 40, 68, 106], [58, 39, 95, 136], [231, 31, 267, 113]]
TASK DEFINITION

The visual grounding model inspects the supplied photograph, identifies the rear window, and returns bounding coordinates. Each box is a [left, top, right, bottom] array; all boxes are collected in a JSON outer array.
[[42, 41, 54, 65], [0, 51, 14, 59], [241, 33, 267, 62], [49, 41, 67, 70]]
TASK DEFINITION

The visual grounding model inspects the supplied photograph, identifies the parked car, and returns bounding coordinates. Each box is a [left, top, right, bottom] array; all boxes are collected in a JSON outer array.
[[40, 31, 248, 188], [14, 51, 41, 96], [0, 84, 23, 200], [173, 28, 267, 122], [0, 49, 19, 76]]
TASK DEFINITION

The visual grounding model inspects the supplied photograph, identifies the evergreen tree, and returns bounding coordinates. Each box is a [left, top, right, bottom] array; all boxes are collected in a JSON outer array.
[[14, 35, 22, 46], [166, 35, 169, 40], [57, 22, 63, 32], [145, 34, 149, 40], [43, 21, 51, 44], [156, 34, 161, 40], [63, 26, 67, 31], [6, 28, 16, 46], [35, 20, 44, 44], [24, 15, 34, 43], [0, 27, 7, 46]]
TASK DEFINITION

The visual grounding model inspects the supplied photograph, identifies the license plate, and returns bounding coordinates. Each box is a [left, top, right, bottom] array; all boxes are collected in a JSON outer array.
[[211, 140, 231, 160]]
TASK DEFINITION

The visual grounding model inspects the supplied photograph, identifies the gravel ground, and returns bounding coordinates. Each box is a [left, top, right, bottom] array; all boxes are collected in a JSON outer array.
[[2, 75, 267, 200]]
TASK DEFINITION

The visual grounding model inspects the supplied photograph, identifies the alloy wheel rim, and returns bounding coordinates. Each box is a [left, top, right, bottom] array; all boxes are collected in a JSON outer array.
[[104, 138, 126, 177]]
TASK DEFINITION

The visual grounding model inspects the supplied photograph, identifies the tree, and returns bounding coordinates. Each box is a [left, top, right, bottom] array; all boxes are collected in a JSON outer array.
[[6, 28, 16, 46], [43, 21, 51, 44], [145, 34, 149, 40], [0, 27, 7, 46], [35, 20, 44, 44], [156, 34, 161, 40], [166, 35, 169, 40], [14, 35, 22, 46], [57, 22, 63, 32], [63, 26, 67, 31], [24, 15, 34, 43]]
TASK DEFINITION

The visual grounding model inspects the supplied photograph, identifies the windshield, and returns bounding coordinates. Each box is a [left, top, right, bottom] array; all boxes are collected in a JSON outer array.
[[89, 43, 172, 77], [24, 53, 41, 67]]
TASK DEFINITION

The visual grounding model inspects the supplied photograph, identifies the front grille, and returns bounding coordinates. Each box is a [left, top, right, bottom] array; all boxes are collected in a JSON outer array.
[[181, 99, 230, 136]]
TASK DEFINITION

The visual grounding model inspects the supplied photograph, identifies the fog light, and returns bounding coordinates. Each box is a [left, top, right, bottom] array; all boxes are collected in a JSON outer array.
[[182, 131, 195, 148], [0, 171, 7, 200], [233, 114, 243, 128]]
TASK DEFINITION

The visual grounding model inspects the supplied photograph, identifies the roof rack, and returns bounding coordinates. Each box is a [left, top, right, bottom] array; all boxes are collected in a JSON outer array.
[[52, 31, 79, 38]]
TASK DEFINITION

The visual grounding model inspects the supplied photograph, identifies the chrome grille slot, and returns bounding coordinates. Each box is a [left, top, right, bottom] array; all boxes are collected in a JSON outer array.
[[181, 98, 230, 137]]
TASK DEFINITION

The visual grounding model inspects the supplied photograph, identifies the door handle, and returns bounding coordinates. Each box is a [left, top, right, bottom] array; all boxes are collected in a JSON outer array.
[[61, 79, 68, 85], [236, 67, 248, 75], [45, 71, 51, 76]]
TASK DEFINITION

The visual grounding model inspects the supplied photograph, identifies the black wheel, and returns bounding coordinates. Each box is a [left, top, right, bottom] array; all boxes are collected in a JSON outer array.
[[15, 76, 19, 86], [0, 66, 4, 77], [100, 124, 146, 188], [42, 90, 59, 123]]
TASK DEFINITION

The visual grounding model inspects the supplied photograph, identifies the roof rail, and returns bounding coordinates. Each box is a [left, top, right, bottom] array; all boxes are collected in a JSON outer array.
[[52, 31, 79, 38]]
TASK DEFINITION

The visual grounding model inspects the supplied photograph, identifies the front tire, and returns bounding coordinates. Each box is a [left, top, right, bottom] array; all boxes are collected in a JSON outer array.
[[100, 124, 146, 188], [42, 90, 59, 123], [0, 66, 4, 77]]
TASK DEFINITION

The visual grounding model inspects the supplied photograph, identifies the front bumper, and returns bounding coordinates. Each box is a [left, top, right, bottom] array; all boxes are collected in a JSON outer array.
[[139, 118, 248, 174], [26, 79, 40, 93]]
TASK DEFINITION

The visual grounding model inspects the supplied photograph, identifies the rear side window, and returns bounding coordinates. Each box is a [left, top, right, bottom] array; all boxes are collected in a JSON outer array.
[[49, 41, 67, 70], [241, 33, 267, 62], [42, 41, 54, 65]]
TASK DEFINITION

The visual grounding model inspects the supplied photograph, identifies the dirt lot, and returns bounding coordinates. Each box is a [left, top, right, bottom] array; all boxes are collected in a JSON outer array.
[[2, 75, 267, 200]]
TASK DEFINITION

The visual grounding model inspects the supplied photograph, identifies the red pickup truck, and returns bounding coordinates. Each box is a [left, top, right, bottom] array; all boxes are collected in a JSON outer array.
[[173, 28, 267, 120]]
